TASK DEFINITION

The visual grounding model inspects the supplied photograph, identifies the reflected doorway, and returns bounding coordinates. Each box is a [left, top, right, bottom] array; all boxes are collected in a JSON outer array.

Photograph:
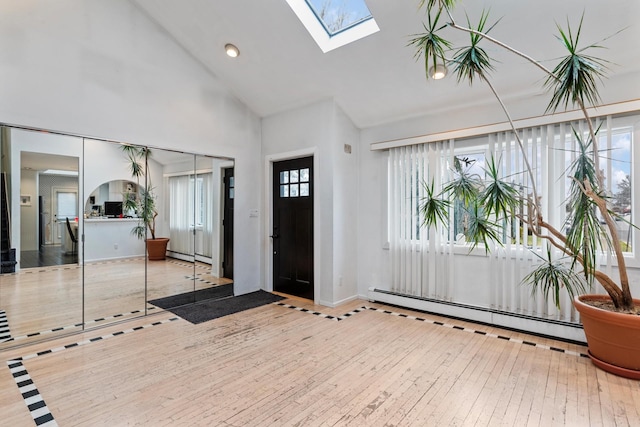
[[223, 167, 234, 280], [20, 152, 79, 268]]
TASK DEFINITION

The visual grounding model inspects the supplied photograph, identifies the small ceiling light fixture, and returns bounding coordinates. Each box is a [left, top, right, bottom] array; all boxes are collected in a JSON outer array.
[[429, 64, 447, 80], [225, 43, 240, 58]]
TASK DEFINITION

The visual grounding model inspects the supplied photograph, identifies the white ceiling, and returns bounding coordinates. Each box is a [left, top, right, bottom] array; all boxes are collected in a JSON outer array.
[[132, 0, 640, 129]]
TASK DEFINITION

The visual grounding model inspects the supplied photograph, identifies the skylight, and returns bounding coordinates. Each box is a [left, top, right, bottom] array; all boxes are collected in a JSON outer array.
[[286, 0, 379, 53], [306, 0, 373, 35]]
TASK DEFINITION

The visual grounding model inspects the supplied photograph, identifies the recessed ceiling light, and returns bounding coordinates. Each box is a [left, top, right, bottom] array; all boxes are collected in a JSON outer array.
[[429, 64, 447, 80], [225, 43, 240, 58]]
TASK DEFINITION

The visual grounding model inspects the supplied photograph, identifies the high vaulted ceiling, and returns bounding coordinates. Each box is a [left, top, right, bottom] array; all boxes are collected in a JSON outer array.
[[133, 0, 640, 129]]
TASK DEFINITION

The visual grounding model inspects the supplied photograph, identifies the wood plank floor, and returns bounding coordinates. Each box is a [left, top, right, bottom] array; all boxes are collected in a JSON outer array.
[[0, 258, 232, 346], [1, 297, 639, 426], [20, 245, 77, 269]]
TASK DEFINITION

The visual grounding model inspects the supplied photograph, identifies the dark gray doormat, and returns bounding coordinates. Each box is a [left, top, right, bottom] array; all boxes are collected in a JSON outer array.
[[167, 290, 285, 324], [149, 284, 234, 309]]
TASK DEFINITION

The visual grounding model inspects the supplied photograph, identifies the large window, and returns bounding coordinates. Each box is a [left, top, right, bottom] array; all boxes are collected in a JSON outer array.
[[386, 113, 638, 321], [390, 117, 635, 253]]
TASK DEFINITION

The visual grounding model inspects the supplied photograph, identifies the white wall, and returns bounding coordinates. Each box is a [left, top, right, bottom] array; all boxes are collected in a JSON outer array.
[[261, 99, 360, 306], [0, 0, 261, 295], [262, 100, 333, 304], [19, 169, 38, 251], [332, 106, 359, 304]]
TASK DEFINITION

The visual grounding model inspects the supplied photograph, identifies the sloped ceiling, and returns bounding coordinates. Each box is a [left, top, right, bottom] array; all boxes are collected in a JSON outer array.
[[133, 0, 640, 129]]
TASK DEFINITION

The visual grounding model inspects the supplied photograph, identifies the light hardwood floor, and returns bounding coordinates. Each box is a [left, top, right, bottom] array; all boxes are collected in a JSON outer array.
[[1, 296, 639, 426], [0, 258, 232, 346]]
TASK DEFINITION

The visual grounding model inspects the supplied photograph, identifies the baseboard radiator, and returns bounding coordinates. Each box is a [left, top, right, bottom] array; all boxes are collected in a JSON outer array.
[[368, 287, 586, 344]]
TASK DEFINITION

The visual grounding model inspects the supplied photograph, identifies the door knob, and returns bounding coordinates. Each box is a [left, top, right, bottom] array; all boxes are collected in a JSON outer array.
[[270, 234, 279, 239]]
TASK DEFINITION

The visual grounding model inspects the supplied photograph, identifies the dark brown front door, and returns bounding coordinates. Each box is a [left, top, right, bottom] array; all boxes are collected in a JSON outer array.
[[272, 157, 313, 299]]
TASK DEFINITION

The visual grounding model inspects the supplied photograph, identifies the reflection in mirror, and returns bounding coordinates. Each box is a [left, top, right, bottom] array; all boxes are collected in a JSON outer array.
[[145, 149, 197, 311], [84, 180, 138, 218], [82, 139, 146, 327], [193, 155, 234, 302], [145, 151, 235, 310], [20, 151, 80, 268], [0, 127, 83, 346], [1, 124, 235, 350]]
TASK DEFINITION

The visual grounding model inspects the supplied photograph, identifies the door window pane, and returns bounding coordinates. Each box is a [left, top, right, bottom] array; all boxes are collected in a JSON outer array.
[[280, 171, 289, 184], [57, 192, 77, 219]]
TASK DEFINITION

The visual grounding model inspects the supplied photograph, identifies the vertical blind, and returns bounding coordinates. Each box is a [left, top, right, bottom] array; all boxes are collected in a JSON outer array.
[[387, 116, 627, 323], [169, 173, 214, 257]]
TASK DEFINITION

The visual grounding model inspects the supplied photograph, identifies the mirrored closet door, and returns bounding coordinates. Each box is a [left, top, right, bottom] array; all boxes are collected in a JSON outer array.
[[0, 125, 234, 349], [83, 139, 147, 326], [0, 127, 84, 344]]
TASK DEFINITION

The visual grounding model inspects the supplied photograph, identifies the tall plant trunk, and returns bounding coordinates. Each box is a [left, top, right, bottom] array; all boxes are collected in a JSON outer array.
[[444, 5, 634, 311]]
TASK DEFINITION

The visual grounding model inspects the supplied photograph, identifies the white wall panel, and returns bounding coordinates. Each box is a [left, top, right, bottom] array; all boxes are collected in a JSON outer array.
[[0, 0, 261, 295]]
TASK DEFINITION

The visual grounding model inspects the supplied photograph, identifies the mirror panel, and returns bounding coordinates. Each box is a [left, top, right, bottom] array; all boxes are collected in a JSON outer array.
[[194, 155, 233, 302], [1, 127, 83, 346], [146, 149, 197, 312], [0, 125, 234, 349], [82, 139, 146, 326]]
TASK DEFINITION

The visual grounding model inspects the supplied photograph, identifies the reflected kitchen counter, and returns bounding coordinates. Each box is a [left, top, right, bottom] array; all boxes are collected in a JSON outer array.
[[84, 217, 146, 262]]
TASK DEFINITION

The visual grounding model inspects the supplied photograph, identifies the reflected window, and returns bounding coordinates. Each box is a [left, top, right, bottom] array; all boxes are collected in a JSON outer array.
[[57, 192, 77, 219], [189, 177, 206, 227]]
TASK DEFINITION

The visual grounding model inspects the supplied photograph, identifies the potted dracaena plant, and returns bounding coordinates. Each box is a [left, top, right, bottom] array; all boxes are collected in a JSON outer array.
[[410, 0, 639, 378], [122, 145, 170, 260]]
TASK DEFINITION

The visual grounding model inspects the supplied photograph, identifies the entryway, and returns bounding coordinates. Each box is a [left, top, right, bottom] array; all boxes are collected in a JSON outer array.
[[272, 156, 314, 300]]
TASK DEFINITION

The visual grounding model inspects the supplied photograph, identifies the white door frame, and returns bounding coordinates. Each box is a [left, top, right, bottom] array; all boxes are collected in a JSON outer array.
[[51, 186, 78, 245]]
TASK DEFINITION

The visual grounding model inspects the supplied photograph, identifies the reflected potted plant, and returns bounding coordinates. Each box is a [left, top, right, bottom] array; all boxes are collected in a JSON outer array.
[[122, 145, 170, 260], [412, 0, 639, 378]]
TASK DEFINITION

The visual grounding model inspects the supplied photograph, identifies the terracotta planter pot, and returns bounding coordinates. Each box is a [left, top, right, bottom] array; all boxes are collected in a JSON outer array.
[[573, 295, 640, 379], [146, 237, 170, 261]]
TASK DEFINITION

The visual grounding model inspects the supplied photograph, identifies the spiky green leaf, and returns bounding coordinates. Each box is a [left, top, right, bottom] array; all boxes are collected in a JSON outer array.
[[464, 201, 502, 253], [523, 248, 587, 309], [480, 156, 520, 221], [409, 8, 452, 80], [545, 14, 608, 112], [418, 0, 460, 11], [451, 10, 497, 85], [564, 128, 608, 281], [443, 157, 483, 206], [420, 179, 450, 228]]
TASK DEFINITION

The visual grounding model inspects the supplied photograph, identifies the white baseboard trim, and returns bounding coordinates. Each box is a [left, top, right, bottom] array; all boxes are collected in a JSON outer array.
[[318, 294, 358, 308], [368, 287, 586, 344]]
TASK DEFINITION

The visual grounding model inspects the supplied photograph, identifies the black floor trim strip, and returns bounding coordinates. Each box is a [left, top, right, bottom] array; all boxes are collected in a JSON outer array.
[[0, 309, 11, 342], [274, 302, 589, 359], [5, 317, 179, 426], [2, 309, 151, 344]]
